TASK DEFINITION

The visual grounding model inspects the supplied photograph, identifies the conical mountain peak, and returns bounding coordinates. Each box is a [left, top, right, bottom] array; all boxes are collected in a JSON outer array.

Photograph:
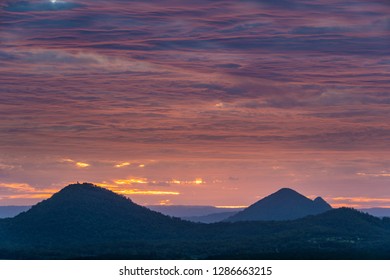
[[226, 188, 332, 222], [268, 188, 308, 199], [313, 196, 332, 211], [275, 187, 299, 194]]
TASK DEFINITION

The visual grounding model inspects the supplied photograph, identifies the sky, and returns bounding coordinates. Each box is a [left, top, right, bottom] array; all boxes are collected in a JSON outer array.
[[0, 0, 389, 208]]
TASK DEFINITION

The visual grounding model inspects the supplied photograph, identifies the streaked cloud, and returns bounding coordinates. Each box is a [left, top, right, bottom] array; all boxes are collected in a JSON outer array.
[[93, 182, 180, 196], [114, 178, 148, 185], [60, 158, 90, 168], [0, 183, 36, 193], [4, 1, 84, 12], [169, 178, 205, 185], [115, 189, 180, 196], [357, 172, 390, 178], [329, 196, 390, 208], [0, 0, 389, 207], [0, 163, 17, 170], [0, 182, 59, 204], [332, 197, 390, 203]]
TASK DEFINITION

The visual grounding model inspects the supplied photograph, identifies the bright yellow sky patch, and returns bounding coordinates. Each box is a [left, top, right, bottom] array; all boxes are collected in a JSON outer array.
[[114, 178, 148, 185], [116, 189, 180, 195], [115, 162, 131, 168], [76, 162, 90, 168]]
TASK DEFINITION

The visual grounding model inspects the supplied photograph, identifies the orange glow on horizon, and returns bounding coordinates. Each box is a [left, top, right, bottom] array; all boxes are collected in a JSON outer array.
[[92, 182, 180, 196], [331, 197, 390, 203], [2, 181, 390, 209], [215, 205, 248, 209], [158, 200, 171, 205], [330, 203, 363, 208], [6, 193, 53, 199]]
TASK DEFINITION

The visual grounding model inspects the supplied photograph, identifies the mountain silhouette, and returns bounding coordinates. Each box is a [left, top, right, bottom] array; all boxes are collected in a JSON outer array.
[[226, 188, 332, 222], [1, 183, 389, 260], [1, 183, 188, 247]]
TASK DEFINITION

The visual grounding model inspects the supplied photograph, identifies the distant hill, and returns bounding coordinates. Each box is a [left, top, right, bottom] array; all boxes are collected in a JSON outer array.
[[147, 205, 241, 218], [226, 188, 332, 222], [359, 208, 390, 218], [0, 206, 30, 218], [184, 211, 239, 223]]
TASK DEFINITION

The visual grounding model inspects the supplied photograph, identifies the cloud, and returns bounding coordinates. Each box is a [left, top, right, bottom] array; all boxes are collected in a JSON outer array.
[[60, 159, 90, 168], [357, 172, 390, 178], [215, 63, 242, 69], [330, 196, 390, 208], [0, 182, 58, 202], [5, 1, 84, 12], [93, 182, 180, 196], [0, 163, 17, 171], [332, 197, 390, 203], [1, 0, 390, 207], [114, 178, 148, 185], [0, 182, 35, 193], [112, 177, 205, 186], [75, 162, 90, 168], [115, 189, 180, 196], [114, 162, 131, 168]]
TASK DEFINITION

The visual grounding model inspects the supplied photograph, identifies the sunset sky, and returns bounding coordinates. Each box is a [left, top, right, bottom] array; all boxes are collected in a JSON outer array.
[[0, 0, 389, 208]]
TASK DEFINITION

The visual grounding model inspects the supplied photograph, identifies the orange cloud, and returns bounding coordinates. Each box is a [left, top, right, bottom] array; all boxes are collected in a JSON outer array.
[[6, 194, 52, 199], [0, 183, 36, 192], [112, 177, 206, 186], [115, 189, 180, 195], [61, 158, 90, 168], [168, 178, 205, 185], [357, 172, 390, 177], [330, 203, 363, 208], [61, 158, 75, 163], [0, 182, 59, 202], [114, 162, 131, 168], [158, 199, 171, 205], [328, 196, 390, 208], [332, 197, 390, 203], [76, 162, 90, 168], [93, 181, 180, 196], [114, 178, 148, 185]]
